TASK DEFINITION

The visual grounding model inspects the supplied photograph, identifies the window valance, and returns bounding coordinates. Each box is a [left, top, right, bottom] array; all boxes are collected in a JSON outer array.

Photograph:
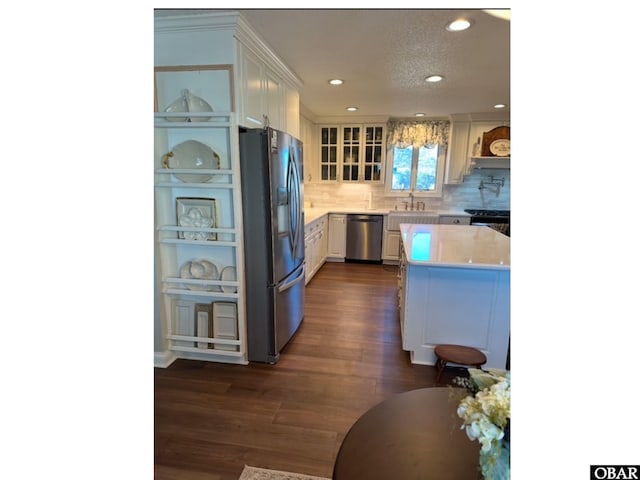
[[386, 120, 450, 148]]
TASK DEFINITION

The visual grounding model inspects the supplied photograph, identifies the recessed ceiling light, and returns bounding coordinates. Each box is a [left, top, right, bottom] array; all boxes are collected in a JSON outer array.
[[446, 19, 472, 32], [425, 75, 444, 83], [346, 106, 358, 112], [414, 113, 425, 117], [494, 104, 506, 109], [328, 79, 344, 85]]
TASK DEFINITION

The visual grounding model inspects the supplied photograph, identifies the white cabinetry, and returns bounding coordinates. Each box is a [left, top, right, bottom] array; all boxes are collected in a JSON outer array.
[[398, 227, 510, 369], [300, 115, 318, 183], [154, 66, 246, 366], [236, 30, 301, 138], [444, 119, 471, 184], [304, 214, 328, 284], [317, 124, 385, 182], [154, 11, 301, 367], [382, 229, 402, 263], [237, 44, 266, 129], [445, 113, 510, 183], [327, 214, 347, 260]]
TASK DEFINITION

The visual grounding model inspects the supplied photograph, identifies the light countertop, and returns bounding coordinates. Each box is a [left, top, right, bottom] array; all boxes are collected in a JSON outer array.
[[304, 207, 470, 226], [400, 224, 510, 269]]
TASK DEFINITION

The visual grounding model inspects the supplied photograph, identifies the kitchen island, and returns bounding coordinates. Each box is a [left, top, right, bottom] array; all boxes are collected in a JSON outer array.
[[398, 224, 510, 370]]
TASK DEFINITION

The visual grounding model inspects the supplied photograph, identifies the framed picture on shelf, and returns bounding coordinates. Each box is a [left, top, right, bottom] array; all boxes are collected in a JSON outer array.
[[176, 197, 218, 241]]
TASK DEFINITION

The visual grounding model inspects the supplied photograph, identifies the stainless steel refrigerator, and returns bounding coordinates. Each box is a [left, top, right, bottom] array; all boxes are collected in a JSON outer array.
[[239, 127, 305, 363]]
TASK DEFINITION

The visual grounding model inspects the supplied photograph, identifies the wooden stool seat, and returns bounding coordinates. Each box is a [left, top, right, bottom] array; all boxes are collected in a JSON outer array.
[[434, 344, 487, 382]]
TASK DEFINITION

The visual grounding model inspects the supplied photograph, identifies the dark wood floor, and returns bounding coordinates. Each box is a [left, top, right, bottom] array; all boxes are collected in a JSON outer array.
[[154, 262, 465, 480]]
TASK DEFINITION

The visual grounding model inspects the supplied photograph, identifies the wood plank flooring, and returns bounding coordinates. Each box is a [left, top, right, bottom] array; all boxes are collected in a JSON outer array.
[[154, 262, 465, 480]]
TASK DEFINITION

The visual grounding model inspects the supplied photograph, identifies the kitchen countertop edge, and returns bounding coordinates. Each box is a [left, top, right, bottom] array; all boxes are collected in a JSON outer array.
[[304, 207, 471, 226]]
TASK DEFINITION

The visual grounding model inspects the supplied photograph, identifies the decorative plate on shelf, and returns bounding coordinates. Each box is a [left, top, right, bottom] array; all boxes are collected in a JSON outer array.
[[220, 266, 237, 293], [162, 140, 221, 183], [163, 88, 213, 122], [179, 259, 220, 291], [176, 197, 217, 241], [489, 139, 510, 157]]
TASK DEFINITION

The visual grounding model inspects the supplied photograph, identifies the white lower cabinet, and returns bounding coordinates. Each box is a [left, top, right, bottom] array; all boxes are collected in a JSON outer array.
[[304, 215, 328, 284], [327, 214, 347, 260], [382, 229, 401, 264]]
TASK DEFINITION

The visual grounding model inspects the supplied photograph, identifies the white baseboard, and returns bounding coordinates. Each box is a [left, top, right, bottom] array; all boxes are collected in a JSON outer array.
[[154, 350, 176, 368]]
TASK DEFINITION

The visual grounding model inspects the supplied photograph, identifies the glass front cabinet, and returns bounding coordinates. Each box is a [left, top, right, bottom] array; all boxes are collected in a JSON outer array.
[[318, 124, 385, 183]]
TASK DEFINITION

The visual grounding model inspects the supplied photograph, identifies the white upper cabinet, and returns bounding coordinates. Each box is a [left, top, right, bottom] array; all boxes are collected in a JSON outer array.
[[316, 123, 386, 183], [235, 15, 302, 138], [300, 115, 318, 183], [445, 113, 510, 183], [237, 45, 264, 128], [444, 120, 471, 184]]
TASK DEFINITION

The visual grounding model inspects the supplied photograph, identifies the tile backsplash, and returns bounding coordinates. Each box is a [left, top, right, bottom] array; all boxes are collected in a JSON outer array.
[[303, 169, 510, 211]]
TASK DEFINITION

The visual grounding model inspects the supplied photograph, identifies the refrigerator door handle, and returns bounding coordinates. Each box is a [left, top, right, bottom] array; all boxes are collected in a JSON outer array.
[[277, 263, 305, 294], [286, 150, 302, 257]]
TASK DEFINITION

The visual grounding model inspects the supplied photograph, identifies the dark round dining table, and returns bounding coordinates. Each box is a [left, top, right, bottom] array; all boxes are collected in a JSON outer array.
[[333, 387, 481, 479]]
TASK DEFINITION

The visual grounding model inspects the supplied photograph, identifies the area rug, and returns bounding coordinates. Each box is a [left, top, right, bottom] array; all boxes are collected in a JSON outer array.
[[238, 465, 330, 480]]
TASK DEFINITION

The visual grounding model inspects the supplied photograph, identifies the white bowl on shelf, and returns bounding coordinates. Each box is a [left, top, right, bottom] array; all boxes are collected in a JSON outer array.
[[179, 259, 219, 291]]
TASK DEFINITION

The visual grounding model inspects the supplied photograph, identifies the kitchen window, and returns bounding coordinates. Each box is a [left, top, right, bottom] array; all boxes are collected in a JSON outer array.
[[384, 119, 450, 197], [388, 144, 444, 194]]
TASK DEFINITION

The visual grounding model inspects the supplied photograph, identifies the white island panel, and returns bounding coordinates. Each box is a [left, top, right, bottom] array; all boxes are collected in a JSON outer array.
[[399, 224, 510, 369]]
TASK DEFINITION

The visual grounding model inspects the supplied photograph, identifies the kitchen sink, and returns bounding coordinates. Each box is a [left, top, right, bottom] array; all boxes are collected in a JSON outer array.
[[387, 211, 439, 230]]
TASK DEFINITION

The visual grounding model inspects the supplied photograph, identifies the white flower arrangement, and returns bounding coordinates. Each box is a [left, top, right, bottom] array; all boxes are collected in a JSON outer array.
[[455, 368, 510, 480]]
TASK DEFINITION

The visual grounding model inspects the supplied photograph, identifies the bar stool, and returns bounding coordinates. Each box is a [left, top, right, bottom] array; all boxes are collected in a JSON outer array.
[[434, 344, 487, 382]]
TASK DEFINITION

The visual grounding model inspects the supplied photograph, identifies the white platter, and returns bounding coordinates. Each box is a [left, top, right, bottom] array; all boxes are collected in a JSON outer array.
[[163, 140, 220, 183], [220, 266, 237, 293], [179, 259, 219, 291], [163, 89, 213, 122]]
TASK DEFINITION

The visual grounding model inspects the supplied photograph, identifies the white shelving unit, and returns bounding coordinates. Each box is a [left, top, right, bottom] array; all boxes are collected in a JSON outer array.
[[154, 66, 247, 366], [154, 11, 302, 367]]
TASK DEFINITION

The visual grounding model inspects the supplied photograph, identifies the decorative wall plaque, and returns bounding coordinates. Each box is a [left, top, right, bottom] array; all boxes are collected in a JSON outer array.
[[481, 126, 510, 157]]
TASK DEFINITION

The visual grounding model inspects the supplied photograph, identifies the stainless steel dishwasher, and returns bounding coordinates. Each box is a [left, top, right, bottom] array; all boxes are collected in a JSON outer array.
[[346, 214, 383, 262]]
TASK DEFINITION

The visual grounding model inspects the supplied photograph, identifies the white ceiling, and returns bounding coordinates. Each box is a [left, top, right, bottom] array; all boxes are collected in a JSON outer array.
[[154, 8, 510, 121]]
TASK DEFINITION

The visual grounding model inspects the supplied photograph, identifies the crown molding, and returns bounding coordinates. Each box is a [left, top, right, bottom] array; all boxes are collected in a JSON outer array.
[[234, 14, 302, 90], [154, 11, 240, 33], [154, 10, 302, 91]]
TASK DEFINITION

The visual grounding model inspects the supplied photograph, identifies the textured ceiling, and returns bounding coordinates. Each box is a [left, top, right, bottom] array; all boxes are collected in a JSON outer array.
[[154, 8, 510, 121]]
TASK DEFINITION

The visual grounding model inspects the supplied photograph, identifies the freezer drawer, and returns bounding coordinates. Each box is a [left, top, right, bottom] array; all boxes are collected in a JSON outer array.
[[346, 214, 383, 262]]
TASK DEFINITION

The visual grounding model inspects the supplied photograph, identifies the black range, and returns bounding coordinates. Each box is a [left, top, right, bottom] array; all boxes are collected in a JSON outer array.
[[464, 209, 510, 236], [463, 209, 510, 224]]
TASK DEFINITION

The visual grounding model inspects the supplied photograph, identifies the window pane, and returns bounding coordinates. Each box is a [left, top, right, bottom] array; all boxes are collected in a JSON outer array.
[[416, 145, 439, 191], [391, 146, 413, 190]]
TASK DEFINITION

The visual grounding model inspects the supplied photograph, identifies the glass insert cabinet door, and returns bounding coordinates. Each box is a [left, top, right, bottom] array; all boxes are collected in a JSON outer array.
[[363, 126, 383, 181], [342, 126, 360, 182], [320, 126, 338, 181]]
